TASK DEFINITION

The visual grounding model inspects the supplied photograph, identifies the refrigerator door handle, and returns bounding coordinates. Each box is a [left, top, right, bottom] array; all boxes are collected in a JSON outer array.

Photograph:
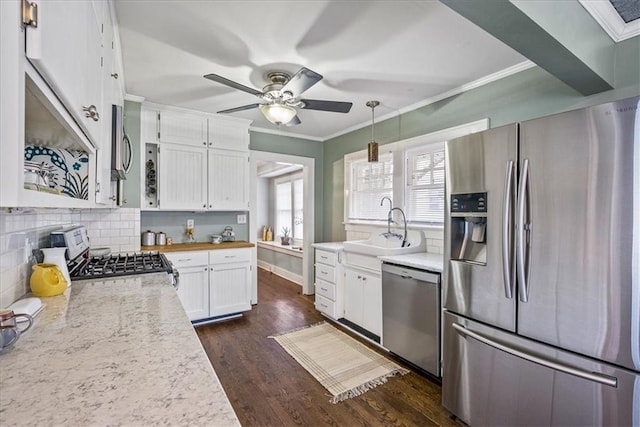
[[502, 160, 515, 299], [516, 158, 530, 302], [452, 323, 618, 388]]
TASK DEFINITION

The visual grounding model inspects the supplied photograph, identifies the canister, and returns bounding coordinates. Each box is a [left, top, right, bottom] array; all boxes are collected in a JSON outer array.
[[155, 232, 167, 246], [141, 230, 156, 246]]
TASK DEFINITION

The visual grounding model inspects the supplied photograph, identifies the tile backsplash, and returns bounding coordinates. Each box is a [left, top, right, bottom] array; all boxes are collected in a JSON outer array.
[[0, 208, 141, 308]]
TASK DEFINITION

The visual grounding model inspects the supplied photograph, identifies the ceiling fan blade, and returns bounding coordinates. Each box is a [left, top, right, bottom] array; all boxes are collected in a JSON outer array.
[[204, 74, 263, 96], [286, 115, 301, 126], [217, 103, 261, 114], [281, 67, 323, 97], [300, 99, 352, 113]]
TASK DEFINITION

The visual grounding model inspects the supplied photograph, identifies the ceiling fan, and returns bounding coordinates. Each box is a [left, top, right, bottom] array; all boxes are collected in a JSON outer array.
[[204, 67, 353, 126]]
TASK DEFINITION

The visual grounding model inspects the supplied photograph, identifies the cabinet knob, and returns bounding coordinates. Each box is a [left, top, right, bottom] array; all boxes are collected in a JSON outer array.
[[203, 142, 207, 146], [203, 204, 206, 208], [111, 73, 119, 79], [109, 195, 116, 201], [82, 105, 100, 122]]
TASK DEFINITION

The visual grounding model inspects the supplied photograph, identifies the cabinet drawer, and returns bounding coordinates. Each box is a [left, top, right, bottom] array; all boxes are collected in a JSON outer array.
[[315, 249, 336, 266], [315, 294, 336, 319], [315, 263, 335, 283], [209, 248, 251, 264], [164, 251, 208, 268], [315, 279, 336, 301]]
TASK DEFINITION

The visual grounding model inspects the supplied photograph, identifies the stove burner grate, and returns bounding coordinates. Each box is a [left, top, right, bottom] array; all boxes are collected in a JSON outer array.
[[71, 251, 171, 280]]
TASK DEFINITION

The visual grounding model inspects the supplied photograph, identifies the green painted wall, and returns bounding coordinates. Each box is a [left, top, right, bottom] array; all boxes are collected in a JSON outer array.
[[257, 247, 303, 276], [322, 36, 640, 241], [249, 132, 325, 242]]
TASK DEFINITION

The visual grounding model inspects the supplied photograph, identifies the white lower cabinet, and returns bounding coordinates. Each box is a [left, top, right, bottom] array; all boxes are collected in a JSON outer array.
[[176, 265, 210, 321], [344, 267, 382, 337], [209, 249, 252, 316], [165, 251, 209, 321], [313, 247, 344, 319], [166, 248, 252, 321]]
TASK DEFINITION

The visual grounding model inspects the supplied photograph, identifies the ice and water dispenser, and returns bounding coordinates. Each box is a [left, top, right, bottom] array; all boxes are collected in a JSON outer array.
[[449, 192, 487, 265]]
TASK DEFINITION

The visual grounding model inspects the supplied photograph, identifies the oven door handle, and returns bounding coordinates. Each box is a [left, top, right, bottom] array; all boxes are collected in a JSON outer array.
[[170, 265, 180, 290]]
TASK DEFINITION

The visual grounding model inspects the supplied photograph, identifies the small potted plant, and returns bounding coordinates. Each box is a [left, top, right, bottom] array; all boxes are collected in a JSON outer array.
[[280, 227, 291, 245]]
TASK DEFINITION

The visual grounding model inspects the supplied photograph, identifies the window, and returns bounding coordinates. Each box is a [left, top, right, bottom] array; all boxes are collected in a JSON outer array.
[[274, 173, 303, 240], [344, 119, 489, 228], [346, 153, 393, 222], [405, 143, 445, 224]]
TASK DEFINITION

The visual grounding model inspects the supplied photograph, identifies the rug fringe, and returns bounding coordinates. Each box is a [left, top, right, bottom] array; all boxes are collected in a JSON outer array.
[[329, 368, 409, 404], [267, 321, 326, 338]]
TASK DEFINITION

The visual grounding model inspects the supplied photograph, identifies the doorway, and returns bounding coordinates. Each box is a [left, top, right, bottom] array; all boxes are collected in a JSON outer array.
[[249, 151, 315, 302]]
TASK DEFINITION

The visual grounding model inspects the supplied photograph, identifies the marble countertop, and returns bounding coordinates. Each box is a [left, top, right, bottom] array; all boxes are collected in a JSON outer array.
[[312, 241, 345, 252], [378, 252, 444, 272], [0, 273, 239, 426]]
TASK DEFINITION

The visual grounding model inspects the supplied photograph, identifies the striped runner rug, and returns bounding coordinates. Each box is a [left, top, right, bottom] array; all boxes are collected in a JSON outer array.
[[270, 322, 408, 403]]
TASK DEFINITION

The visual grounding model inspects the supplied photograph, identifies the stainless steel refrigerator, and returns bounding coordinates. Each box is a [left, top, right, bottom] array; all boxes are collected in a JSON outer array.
[[442, 96, 639, 426]]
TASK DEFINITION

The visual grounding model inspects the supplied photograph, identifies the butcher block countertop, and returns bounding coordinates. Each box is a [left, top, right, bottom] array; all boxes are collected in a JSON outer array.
[[0, 273, 240, 426], [142, 240, 254, 252]]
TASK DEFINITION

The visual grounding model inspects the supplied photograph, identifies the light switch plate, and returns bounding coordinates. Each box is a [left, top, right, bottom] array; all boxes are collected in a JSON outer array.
[[237, 214, 247, 224], [187, 219, 194, 229]]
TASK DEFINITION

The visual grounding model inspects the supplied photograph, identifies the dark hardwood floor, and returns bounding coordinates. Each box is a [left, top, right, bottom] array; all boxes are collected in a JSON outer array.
[[196, 268, 460, 427]]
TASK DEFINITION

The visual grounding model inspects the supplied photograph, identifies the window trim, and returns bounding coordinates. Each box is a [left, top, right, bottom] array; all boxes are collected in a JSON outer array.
[[343, 118, 489, 227]]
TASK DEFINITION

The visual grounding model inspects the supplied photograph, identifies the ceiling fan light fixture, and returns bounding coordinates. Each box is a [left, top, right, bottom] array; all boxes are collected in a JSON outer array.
[[366, 100, 380, 162], [261, 103, 297, 125]]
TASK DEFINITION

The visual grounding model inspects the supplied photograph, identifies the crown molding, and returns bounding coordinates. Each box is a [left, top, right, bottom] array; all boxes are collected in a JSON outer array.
[[323, 60, 535, 142]]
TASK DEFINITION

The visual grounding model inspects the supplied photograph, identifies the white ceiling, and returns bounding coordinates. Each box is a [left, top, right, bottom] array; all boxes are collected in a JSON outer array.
[[114, 1, 529, 141]]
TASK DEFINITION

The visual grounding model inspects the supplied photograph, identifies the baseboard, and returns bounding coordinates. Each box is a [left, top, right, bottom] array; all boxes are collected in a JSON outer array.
[[257, 260, 303, 286]]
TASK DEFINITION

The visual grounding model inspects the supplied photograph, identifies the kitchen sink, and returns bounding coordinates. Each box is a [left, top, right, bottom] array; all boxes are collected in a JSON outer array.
[[342, 230, 426, 256]]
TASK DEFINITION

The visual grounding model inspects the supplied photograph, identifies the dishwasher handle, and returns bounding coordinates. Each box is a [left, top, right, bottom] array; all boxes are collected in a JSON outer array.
[[382, 263, 440, 283]]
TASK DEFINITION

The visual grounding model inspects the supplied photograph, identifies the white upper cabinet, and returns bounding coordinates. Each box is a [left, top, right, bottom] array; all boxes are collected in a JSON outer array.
[[207, 149, 249, 210], [25, 0, 104, 148], [95, 1, 122, 206], [140, 103, 252, 211], [141, 108, 160, 144], [208, 116, 250, 151], [159, 110, 208, 147], [1, 0, 126, 208], [158, 143, 208, 210]]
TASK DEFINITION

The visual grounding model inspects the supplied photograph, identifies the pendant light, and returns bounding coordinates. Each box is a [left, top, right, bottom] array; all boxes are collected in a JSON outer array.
[[366, 100, 380, 162]]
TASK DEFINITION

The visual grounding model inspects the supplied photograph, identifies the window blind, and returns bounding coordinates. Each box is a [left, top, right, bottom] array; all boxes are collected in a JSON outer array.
[[275, 181, 292, 236], [405, 144, 445, 224], [347, 153, 393, 221]]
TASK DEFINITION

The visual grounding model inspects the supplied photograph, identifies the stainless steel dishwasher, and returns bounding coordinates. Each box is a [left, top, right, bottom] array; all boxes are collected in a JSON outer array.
[[381, 262, 440, 377]]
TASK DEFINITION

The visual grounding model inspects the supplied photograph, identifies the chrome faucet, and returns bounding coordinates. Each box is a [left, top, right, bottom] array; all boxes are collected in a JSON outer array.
[[380, 196, 393, 235], [389, 207, 409, 247]]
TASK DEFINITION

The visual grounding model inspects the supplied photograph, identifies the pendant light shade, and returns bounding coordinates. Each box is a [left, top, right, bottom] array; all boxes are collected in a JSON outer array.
[[260, 103, 297, 125], [366, 100, 380, 162]]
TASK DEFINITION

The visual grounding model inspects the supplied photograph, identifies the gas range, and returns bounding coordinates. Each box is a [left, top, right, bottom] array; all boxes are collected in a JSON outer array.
[[50, 225, 178, 287], [71, 251, 172, 281]]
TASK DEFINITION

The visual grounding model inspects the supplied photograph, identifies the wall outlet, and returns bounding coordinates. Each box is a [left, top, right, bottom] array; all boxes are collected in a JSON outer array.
[[237, 214, 247, 224], [187, 219, 194, 229]]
